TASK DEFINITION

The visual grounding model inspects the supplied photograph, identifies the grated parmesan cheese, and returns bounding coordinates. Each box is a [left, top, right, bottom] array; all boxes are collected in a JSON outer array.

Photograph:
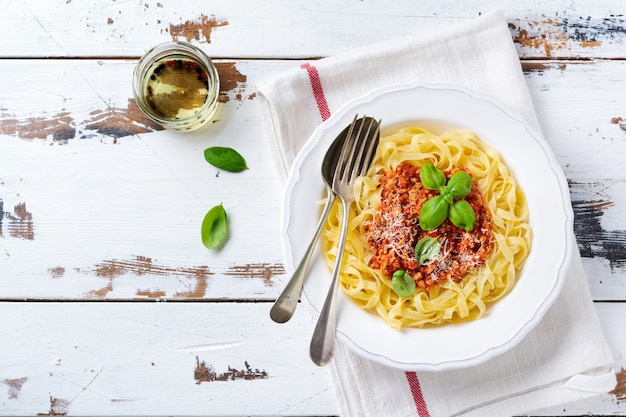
[[366, 163, 493, 289]]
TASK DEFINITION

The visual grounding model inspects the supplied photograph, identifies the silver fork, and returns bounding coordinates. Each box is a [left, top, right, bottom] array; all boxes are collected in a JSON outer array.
[[270, 116, 357, 324], [309, 115, 380, 367]]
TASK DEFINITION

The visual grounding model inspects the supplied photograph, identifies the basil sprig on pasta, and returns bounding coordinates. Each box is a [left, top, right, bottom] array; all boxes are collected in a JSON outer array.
[[391, 270, 415, 298], [419, 163, 476, 231], [391, 237, 442, 297], [414, 237, 441, 264]]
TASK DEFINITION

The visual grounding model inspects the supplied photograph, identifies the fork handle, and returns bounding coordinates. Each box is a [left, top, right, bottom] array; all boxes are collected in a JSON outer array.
[[270, 187, 336, 324], [309, 196, 350, 366]]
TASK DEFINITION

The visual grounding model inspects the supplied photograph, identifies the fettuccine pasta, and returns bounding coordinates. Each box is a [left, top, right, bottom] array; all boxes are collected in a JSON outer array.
[[321, 126, 531, 329]]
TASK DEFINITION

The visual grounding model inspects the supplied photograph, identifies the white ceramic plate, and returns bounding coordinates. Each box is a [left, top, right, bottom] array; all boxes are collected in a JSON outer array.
[[281, 82, 574, 371]]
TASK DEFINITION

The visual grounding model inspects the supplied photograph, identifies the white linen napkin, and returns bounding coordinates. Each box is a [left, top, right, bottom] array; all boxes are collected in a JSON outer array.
[[256, 10, 616, 417]]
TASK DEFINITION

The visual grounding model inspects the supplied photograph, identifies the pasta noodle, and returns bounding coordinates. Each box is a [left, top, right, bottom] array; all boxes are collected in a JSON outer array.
[[321, 126, 531, 329]]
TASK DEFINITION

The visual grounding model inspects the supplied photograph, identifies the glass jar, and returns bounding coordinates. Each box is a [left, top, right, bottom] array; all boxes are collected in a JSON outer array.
[[132, 41, 220, 132]]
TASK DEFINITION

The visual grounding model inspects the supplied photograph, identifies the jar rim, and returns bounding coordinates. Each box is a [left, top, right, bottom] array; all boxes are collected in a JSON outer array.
[[132, 41, 220, 131]]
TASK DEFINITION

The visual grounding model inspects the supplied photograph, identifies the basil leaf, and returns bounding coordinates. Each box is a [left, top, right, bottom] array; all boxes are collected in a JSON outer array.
[[201, 203, 228, 249], [391, 270, 416, 298], [419, 195, 449, 231], [414, 237, 441, 264], [447, 170, 472, 198], [449, 200, 476, 231], [204, 147, 248, 172], [419, 163, 446, 190]]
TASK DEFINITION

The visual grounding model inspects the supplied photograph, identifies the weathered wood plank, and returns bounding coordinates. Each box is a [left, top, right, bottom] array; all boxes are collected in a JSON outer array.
[[0, 59, 254, 141], [0, 0, 624, 59], [0, 302, 336, 416], [2, 1, 624, 416], [523, 60, 626, 301], [0, 60, 626, 299], [1, 59, 626, 300], [0, 59, 284, 300], [0, 301, 625, 416]]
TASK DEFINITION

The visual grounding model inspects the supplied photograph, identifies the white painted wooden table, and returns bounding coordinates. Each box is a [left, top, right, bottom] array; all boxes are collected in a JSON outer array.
[[1, 1, 626, 415]]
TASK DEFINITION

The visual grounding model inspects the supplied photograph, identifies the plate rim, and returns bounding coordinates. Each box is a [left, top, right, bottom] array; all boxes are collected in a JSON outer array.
[[280, 81, 574, 371]]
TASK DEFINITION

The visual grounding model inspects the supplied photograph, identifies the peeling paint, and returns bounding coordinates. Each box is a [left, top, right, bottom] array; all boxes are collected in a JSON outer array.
[[0, 65, 248, 143], [136, 288, 167, 299], [611, 116, 626, 133], [521, 61, 567, 75], [84, 99, 164, 138], [170, 14, 228, 43], [611, 367, 626, 403], [570, 181, 626, 270], [1, 99, 163, 143], [85, 256, 212, 299], [225, 263, 284, 286], [89, 255, 211, 278], [48, 267, 65, 278], [509, 14, 626, 56], [581, 40, 602, 47], [194, 356, 268, 384], [9, 203, 35, 236], [215, 62, 248, 103], [0, 111, 74, 143], [509, 17, 570, 57], [559, 15, 626, 42], [36, 396, 69, 416], [3, 377, 28, 399], [174, 272, 209, 299], [0, 202, 35, 240], [88, 281, 114, 298]]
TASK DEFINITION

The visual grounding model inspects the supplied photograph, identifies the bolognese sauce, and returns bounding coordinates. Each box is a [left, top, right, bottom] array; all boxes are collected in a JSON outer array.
[[366, 163, 493, 289]]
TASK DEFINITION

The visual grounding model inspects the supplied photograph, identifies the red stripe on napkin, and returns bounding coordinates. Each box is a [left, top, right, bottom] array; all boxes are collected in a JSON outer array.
[[301, 61, 429, 417], [300, 63, 331, 121], [406, 371, 431, 417]]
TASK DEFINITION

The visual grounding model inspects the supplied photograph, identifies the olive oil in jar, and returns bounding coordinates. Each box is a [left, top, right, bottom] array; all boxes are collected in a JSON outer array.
[[143, 57, 209, 120], [133, 42, 219, 132]]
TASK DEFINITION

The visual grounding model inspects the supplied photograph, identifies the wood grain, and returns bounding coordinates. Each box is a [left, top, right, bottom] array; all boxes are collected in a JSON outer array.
[[1, 302, 626, 416], [1, 1, 625, 416], [1, 1, 625, 59], [0, 303, 334, 416], [1, 60, 625, 301]]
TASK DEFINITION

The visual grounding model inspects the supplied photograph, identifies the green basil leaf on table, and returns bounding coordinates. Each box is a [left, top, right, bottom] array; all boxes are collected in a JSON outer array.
[[204, 146, 248, 172], [447, 170, 473, 198], [201, 203, 228, 249], [449, 200, 476, 231], [391, 270, 416, 298], [419, 163, 446, 190], [419, 195, 449, 231], [414, 237, 441, 264]]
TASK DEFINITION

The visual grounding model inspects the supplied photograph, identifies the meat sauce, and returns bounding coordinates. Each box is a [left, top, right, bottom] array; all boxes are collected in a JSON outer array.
[[365, 163, 493, 289]]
